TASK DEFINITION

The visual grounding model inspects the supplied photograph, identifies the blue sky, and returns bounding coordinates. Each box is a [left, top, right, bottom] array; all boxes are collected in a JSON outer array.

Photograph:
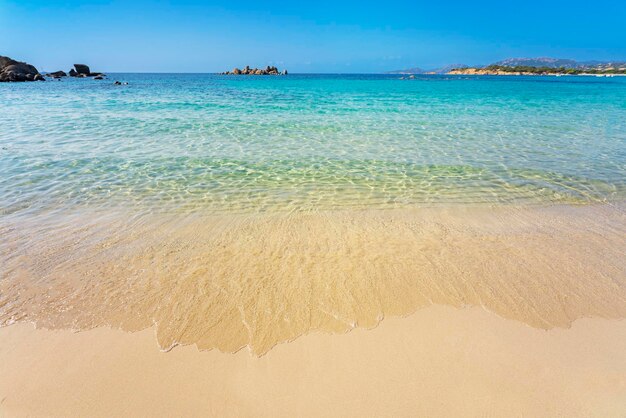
[[1, 0, 625, 73]]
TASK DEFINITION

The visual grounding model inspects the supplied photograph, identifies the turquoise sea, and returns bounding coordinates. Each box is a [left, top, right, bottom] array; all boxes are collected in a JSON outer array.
[[1, 74, 625, 216], [2, 74, 626, 357]]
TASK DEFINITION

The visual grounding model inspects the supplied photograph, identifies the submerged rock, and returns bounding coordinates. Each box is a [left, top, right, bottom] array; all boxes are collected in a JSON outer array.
[[0, 56, 44, 82]]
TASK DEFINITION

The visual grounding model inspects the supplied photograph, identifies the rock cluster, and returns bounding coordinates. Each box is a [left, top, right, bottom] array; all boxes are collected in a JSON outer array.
[[47, 71, 67, 78], [1, 56, 122, 84], [0, 56, 45, 82], [68, 64, 105, 78], [222, 65, 287, 75], [46, 64, 105, 79]]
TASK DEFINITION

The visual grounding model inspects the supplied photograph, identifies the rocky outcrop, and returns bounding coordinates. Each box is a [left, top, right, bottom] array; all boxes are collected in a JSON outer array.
[[47, 71, 67, 78], [69, 64, 105, 78], [222, 65, 287, 75], [0, 56, 45, 82], [73, 64, 90, 75]]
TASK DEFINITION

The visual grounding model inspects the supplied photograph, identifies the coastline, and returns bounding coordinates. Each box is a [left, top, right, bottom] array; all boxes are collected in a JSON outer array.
[[1, 70, 625, 415], [447, 70, 626, 76], [2, 202, 625, 355]]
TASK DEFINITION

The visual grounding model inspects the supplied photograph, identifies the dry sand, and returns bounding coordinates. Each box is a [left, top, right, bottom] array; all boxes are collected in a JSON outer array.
[[1, 305, 626, 417]]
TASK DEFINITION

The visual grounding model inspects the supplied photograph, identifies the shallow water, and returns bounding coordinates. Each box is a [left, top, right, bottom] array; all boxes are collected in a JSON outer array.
[[1, 74, 625, 354], [1, 205, 625, 355], [1, 74, 625, 216]]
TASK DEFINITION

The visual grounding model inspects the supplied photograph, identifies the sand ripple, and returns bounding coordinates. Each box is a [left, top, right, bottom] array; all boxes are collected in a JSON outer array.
[[1, 204, 625, 355]]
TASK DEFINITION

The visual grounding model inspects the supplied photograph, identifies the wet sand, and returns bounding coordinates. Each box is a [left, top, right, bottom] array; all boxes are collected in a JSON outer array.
[[1, 203, 625, 415], [1, 305, 626, 417], [1, 204, 625, 355]]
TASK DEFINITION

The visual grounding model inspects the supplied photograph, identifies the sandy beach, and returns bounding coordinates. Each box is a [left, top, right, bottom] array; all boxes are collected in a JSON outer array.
[[2, 204, 625, 354], [1, 203, 625, 416], [2, 305, 626, 417], [2, 65, 625, 416]]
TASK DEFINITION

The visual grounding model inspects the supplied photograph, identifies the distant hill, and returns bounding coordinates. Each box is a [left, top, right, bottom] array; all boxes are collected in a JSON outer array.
[[493, 57, 578, 68], [427, 64, 468, 74], [387, 64, 467, 74], [578, 60, 626, 70], [492, 57, 626, 70], [386, 67, 424, 74], [389, 58, 626, 75]]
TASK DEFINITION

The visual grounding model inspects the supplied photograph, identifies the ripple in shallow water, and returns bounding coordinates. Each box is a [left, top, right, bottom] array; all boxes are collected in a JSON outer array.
[[2, 157, 623, 215], [1, 74, 625, 215], [1, 205, 625, 355]]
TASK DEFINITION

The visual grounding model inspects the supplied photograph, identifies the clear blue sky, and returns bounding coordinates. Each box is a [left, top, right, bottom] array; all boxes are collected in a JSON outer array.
[[1, 0, 625, 73]]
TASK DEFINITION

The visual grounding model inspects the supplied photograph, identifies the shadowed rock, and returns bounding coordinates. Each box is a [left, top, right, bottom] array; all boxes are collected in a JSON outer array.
[[47, 71, 67, 78], [73, 64, 90, 75], [0, 56, 44, 82], [70, 64, 105, 78]]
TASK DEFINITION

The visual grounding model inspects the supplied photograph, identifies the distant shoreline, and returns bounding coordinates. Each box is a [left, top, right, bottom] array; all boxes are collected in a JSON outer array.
[[447, 65, 626, 76], [447, 72, 626, 77]]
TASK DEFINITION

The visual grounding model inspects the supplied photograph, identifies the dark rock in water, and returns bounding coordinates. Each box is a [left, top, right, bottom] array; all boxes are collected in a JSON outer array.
[[224, 65, 288, 76], [114, 81, 122, 85], [94, 76, 104, 80], [47, 70, 67, 78], [73, 64, 90, 75], [0, 56, 43, 82], [70, 65, 104, 78], [34, 74, 45, 81]]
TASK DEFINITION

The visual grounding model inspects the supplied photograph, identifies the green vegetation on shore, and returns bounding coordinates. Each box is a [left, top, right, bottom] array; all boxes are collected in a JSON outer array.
[[451, 65, 626, 75], [485, 65, 626, 74]]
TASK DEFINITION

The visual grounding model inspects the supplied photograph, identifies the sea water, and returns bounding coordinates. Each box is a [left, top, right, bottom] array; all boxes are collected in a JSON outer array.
[[1, 74, 625, 217], [1, 74, 625, 354]]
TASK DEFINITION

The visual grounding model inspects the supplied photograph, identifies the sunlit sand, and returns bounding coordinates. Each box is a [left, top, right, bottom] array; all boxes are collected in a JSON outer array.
[[2, 204, 624, 356]]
